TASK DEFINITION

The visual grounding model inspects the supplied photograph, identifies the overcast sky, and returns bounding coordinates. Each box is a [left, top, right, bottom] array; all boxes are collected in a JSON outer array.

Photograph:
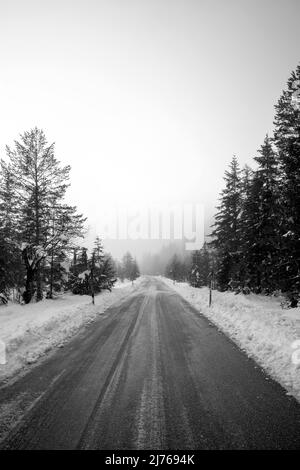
[[0, 0, 299, 257]]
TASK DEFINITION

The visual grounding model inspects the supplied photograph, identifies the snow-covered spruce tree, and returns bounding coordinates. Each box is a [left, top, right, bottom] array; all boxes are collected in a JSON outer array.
[[199, 243, 211, 286], [70, 246, 81, 275], [239, 138, 281, 292], [189, 243, 211, 288], [69, 240, 117, 296], [190, 250, 202, 287], [274, 64, 300, 292], [5, 128, 85, 303], [0, 161, 24, 295], [99, 253, 117, 291], [122, 252, 134, 280], [45, 202, 86, 298], [238, 164, 255, 287], [210, 156, 242, 290], [130, 258, 140, 284], [165, 253, 186, 283], [93, 236, 105, 267], [90, 238, 116, 292], [78, 247, 88, 271], [119, 251, 140, 284], [68, 247, 89, 295], [44, 250, 69, 297], [116, 260, 125, 282]]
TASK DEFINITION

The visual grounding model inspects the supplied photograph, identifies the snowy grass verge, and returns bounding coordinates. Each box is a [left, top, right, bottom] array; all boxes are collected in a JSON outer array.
[[162, 277, 300, 401], [0, 280, 141, 381]]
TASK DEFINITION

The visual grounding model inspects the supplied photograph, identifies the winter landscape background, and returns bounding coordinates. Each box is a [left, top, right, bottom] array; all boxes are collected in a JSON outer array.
[[1, 0, 300, 451]]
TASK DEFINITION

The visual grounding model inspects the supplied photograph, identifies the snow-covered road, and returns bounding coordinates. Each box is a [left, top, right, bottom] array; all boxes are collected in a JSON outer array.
[[0, 281, 139, 381], [1, 276, 300, 449], [162, 277, 300, 401]]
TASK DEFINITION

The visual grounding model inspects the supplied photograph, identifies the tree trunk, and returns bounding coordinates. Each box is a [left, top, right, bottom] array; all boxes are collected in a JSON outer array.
[[49, 250, 54, 299], [23, 266, 35, 304], [36, 267, 43, 301], [22, 246, 44, 304], [34, 156, 43, 302]]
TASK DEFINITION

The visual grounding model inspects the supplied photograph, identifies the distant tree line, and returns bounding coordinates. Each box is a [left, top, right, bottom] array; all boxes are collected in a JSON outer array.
[[141, 241, 187, 276], [164, 244, 216, 288], [116, 251, 140, 284], [165, 252, 191, 283]]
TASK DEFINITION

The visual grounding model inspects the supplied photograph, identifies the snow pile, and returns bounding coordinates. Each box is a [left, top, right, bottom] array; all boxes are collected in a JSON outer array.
[[162, 277, 300, 401], [0, 282, 139, 381], [114, 279, 135, 289]]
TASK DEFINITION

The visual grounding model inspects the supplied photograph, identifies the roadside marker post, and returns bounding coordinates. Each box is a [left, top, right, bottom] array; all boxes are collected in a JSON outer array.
[[208, 269, 215, 307]]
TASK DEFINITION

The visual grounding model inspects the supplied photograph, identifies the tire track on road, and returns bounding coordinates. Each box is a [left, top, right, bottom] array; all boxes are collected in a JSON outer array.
[[77, 293, 150, 449]]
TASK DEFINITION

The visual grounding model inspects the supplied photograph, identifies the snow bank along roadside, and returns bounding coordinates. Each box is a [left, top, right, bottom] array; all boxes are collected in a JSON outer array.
[[162, 277, 300, 401], [0, 279, 140, 381]]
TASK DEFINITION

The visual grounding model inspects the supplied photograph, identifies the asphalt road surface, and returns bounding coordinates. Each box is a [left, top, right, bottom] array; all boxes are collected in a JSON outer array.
[[0, 277, 300, 449]]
